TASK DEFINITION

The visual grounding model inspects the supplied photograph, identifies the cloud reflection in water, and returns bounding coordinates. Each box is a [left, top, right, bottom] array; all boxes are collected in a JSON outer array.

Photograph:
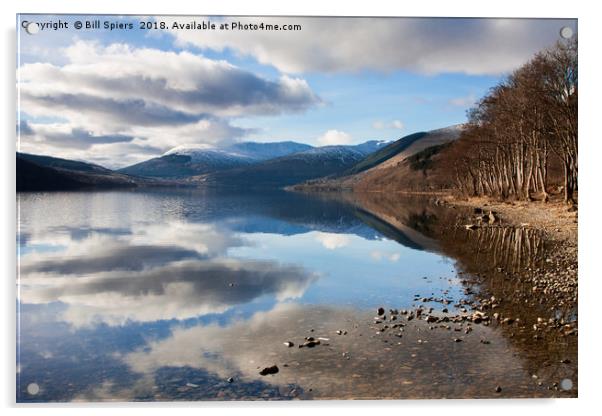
[[19, 221, 317, 326]]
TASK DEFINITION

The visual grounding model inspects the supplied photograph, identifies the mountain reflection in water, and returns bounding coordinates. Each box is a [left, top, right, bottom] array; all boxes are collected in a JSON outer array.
[[16, 190, 576, 401]]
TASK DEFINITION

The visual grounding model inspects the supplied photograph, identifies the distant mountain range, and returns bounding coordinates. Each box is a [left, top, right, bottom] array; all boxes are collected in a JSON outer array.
[[190, 141, 388, 189], [118, 141, 314, 178], [17, 127, 462, 192]]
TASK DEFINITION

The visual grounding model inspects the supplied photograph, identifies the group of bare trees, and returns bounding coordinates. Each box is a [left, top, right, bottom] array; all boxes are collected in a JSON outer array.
[[448, 38, 577, 203]]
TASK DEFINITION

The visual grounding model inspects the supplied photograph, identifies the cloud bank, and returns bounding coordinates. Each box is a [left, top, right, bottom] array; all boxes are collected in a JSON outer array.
[[17, 41, 320, 166], [165, 17, 576, 75]]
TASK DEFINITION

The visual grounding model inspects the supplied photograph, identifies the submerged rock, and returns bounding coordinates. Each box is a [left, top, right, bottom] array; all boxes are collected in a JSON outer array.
[[300, 337, 321, 348], [259, 365, 279, 376]]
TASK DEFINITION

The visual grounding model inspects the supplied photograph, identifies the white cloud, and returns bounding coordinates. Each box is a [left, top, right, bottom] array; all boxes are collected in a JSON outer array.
[[20, 41, 319, 118], [314, 232, 351, 250], [164, 17, 576, 75], [17, 40, 320, 166], [370, 250, 401, 262], [316, 129, 352, 146], [391, 120, 404, 130]]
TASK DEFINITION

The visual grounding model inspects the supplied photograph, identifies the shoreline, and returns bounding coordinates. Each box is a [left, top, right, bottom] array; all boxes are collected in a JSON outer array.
[[295, 187, 578, 315], [444, 195, 578, 245], [292, 187, 578, 245]]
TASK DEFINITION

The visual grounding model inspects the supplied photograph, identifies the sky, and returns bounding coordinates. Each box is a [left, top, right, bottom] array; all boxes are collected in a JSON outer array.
[[17, 15, 577, 168]]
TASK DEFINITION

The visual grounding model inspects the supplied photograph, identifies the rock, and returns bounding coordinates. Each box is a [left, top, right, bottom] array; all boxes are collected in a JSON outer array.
[[300, 339, 320, 348], [495, 385, 502, 393], [377, 307, 385, 316], [227, 377, 234, 383], [259, 365, 279, 376], [283, 341, 294, 347], [426, 315, 437, 323], [453, 338, 462, 342]]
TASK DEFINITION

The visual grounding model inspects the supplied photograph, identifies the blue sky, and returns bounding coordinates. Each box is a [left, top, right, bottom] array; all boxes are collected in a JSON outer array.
[[17, 15, 576, 167]]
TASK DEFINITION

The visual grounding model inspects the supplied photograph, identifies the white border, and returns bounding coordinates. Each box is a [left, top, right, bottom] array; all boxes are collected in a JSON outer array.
[[3, 1, 599, 415]]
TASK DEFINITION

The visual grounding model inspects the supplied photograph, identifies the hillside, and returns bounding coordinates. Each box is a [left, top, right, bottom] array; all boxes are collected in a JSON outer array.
[[17, 157, 95, 191], [293, 125, 463, 192], [17, 153, 177, 191]]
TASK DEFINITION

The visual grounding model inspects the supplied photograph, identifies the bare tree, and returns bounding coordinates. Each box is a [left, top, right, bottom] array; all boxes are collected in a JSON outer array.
[[444, 38, 577, 203]]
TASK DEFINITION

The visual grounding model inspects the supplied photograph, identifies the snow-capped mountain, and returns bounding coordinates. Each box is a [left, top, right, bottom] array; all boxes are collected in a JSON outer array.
[[119, 141, 314, 178], [227, 141, 314, 160], [195, 140, 391, 189], [119, 140, 387, 180], [164, 141, 314, 162]]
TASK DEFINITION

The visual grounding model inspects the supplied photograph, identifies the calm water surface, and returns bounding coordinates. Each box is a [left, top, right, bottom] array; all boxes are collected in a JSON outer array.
[[16, 190, 576, 401]]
